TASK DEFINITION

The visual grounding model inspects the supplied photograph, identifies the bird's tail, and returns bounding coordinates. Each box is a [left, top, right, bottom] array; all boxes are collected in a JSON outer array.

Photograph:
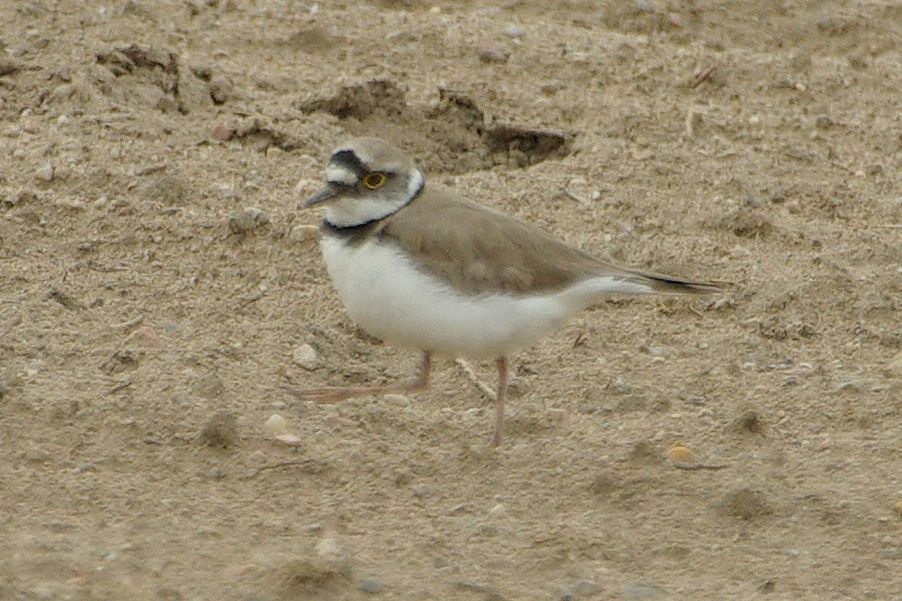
[[621, 268, 722, 295], [587, 267, 722, 296]]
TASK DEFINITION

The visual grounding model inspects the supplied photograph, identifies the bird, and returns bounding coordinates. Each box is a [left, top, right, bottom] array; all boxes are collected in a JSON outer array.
[[295, 137, 719, 446]]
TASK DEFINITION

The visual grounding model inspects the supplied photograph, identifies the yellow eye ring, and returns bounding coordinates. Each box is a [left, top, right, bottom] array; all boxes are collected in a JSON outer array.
[[362, 172, 386, 189]]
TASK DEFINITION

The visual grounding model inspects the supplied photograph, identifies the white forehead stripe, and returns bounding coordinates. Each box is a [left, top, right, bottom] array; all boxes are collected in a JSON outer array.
[[326, 163, 357, 185]]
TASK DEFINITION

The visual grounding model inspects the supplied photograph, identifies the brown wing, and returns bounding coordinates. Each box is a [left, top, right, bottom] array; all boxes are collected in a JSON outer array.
[[379, 187, 719, 296]]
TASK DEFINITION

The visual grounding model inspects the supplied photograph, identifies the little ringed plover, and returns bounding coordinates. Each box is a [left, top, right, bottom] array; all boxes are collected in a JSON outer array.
[[297, 137, 719, 446]]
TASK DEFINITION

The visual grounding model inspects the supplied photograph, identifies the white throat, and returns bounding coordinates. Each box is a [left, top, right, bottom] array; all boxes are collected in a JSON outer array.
[[325, 169, 424, 228]]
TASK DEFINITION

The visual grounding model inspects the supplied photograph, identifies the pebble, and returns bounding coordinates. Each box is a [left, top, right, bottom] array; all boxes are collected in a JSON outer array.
[[382, 393, 410, 407], [574, 579, 602, 595], [293, 178, 316, 197], [883, 351, 902, 378], [211, 122, 234, 141], [198, 411, 239, 448], [477, 42, 510, 64], [359, 577, 384, 594], [289, 224, 319, 243], [880, 547, 899, 559], [666, 445, 696, 464], [454, 580, 495, 594], [623, 582, 667, 600], [718, 488, 773, 520], [192, 372, 224, 399], [815, 114, 833, 128], [316, 537, 349, 565], [229, 207, 269, 233], [12, 148, 26, 159], [503, 25, 526, 38], [35, 161, 54, 181], [894, 500, 902, 517], [264, 414, 288, 436], [274, 433, 302, 446], [125, 325, 161, 348], [292, 344, 319, 370]]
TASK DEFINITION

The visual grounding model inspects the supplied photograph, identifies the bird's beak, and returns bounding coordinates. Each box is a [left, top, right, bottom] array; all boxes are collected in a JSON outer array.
[[300, 183, 342, 209]]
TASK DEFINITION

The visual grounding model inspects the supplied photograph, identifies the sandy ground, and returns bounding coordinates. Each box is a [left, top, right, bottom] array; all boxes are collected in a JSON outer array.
[[1, 1, 900, 599]]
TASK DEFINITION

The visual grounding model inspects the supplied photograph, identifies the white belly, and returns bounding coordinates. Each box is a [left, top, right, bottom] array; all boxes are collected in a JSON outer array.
[[320, 237, 580, 359]]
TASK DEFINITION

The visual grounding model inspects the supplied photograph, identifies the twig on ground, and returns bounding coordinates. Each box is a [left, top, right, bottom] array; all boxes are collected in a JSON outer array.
[[671, 462, 729, 471], [242, 459, 317, 480], [689, 63, 718, 88], [454, 359, 497, 401]]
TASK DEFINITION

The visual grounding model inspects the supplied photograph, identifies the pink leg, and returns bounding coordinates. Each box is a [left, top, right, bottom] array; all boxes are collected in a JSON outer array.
[[492, 356, 509, 447], [286, 352, 431, 404]]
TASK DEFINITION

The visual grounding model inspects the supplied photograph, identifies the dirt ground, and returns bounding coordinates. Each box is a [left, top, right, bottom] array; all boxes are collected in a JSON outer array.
[[1, 0, 900, 599]]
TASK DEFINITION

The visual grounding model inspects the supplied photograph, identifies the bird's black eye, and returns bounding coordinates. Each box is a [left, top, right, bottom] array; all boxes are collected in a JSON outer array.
[[362, 172, 387, 189]]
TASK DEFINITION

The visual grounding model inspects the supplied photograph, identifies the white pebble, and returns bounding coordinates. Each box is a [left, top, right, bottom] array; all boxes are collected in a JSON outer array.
[[264, 414, 288, 435], [503, 25, 526, 38], [292, 344, 319, 370], [36, 161, 54, 181], [289, 224, 319, 243]]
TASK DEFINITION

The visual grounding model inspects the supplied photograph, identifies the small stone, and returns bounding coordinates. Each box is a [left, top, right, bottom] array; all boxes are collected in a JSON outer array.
[[880, 547, 899, 559], [264, 414, 288, 436], [211, 121, 234, 141], [454, 580, 495, 594], [411, 483, 430, 498], [894, 500, 902, 517], [815, 114, 833, 128], [382, 394, 410, 407], [634, 0, 657, 13], [574, 579, 602, 596], [316, 537, 349, 565], [274, 433, 302, 446], [199, 412, 239, 448], [488, 503, 506, 517], [359, 577, 384, 594], [622, 582, 667, 600], [12, 148, 26, 159], [125, 325, 161, 349], [35, 161, 54, 181], [503, 25, 526, 38], [229, 207, 269, 234], [292, 344, 319, 370], [209, 76, 233, 104], [293, 178, 316, 197], [731, 409, 764, 434], [883, 351, 902, 378], [192, 373, 224, 399], [477, 42, 510, 64], [666, 445, 696, 465], [22, 117, 39, 133], [557, 587, 576, 601], [718, 488, 773, 520], [289, 224, 319, 243]]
